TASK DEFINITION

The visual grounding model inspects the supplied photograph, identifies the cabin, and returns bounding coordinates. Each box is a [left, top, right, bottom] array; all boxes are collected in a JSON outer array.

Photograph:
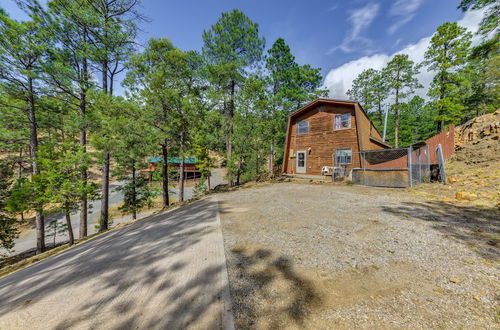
[[283, 98, 391, 177], [142, 156, 201, 181]]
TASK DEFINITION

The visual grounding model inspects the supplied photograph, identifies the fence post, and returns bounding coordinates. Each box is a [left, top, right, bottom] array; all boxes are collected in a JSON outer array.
[[362, 151, 366, 186], [426, 144, 430, 183], [408, 146, 413, 188]]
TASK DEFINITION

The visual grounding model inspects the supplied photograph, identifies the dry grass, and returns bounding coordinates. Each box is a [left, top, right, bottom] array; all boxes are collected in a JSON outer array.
[[106, 196, 179, 222]]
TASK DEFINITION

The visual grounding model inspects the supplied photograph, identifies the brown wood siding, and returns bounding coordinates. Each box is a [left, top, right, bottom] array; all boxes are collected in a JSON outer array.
[[286, 104, 361, 175], [368, 139, 387, 150]]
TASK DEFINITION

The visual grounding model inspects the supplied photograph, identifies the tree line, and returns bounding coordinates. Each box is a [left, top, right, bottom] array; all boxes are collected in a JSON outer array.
[[347, 0, 498, 148], [0, 1, 325, 253]]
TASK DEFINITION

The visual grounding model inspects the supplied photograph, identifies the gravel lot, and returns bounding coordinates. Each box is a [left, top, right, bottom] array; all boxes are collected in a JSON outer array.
[[217, 182, 499, 329]]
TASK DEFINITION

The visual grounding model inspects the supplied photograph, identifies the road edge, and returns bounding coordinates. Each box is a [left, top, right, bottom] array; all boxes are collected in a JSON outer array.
[[213, 196, 236, 330]]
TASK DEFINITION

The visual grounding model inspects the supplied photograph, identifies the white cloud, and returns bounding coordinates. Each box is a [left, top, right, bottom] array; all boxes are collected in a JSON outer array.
[[323, 7, 485, 100], [329, 2, 380, 54], [329, 4, 338, 12], [388, 0, 424, 34]]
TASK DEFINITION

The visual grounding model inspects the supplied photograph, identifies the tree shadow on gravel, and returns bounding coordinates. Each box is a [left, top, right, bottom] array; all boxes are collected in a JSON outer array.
[[382, 201, 499, 261], [228, 247, 322, 329], [0, 199, 228, 329]]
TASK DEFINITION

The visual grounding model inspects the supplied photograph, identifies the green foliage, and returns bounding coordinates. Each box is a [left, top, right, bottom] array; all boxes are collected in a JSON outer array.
[[424, 22, 472, 130], [458, 0, 499, 35], [383, 54, 422, 147], [38, 141, 99, 209], [202, 9, 265, 172], [116, 176, 158, 216], [347, 68, 387, 130], [0, 160, 18, 250], [203, 9, 265, 77], [398, 96, 436, 146]]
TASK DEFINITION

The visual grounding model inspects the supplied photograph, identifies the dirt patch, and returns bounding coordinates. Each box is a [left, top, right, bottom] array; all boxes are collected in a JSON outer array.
[[218, 183, 499, 329], [415, 111, 499, 208]]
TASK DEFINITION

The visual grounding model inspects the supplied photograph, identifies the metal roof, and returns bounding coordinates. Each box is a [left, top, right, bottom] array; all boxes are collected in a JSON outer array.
[[148, 157, 197, 164]]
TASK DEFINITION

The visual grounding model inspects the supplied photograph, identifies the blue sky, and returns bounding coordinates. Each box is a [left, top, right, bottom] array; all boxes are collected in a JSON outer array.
[[1, 0, 484, 98]]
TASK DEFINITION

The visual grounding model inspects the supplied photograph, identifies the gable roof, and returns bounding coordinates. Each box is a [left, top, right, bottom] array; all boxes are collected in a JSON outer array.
[[289, 98, 359, 119], [289, 98, 387, 144]]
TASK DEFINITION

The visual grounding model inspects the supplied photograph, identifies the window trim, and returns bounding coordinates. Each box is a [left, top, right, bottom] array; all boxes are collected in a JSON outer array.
[[296, 120, 309, 134], [334, 113, 351, 130], [335, 148, 352, 165]]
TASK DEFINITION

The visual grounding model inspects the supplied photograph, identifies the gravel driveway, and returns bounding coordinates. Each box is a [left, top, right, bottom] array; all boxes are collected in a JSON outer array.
[[217, 182, 499, 329]]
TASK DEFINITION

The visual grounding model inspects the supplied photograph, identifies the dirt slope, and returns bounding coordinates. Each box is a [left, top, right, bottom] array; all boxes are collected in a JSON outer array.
[[416, 110, 499, 208]]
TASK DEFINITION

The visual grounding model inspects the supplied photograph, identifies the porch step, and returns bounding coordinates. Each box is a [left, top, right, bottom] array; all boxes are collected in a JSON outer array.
[[282, 174, 332, 184]]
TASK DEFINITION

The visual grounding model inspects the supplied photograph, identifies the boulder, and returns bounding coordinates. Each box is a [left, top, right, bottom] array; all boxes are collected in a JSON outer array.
[[455, 191, 477, 201]]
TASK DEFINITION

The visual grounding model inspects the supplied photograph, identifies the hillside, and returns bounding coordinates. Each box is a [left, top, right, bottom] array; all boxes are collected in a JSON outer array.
[[416, 110, 500, 208]]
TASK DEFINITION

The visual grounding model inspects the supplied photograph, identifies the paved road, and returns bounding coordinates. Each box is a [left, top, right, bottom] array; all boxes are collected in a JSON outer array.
[[0, 198, 234, 330], [6, 169, 228, 255]]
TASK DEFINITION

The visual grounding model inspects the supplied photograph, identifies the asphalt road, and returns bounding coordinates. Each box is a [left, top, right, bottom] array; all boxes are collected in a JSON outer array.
[[6, 169, 227, 255], [0, 198, 234, 329]]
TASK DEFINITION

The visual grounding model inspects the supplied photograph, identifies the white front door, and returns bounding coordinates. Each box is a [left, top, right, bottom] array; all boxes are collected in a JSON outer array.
[[296, 151, 306, 173]]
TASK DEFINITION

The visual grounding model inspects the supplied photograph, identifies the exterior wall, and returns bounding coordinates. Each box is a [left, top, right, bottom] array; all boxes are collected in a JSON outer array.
[[425, 125, 455, 164], [285, 104, 361, 175]]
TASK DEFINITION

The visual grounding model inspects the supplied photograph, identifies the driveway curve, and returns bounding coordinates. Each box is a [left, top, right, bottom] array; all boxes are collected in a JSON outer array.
[[0, 198, 234, 330]]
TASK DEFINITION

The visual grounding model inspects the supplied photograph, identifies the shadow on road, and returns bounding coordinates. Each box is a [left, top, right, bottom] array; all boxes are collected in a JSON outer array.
[[0, 199, 227, 329], [382, 201, 499, 261]]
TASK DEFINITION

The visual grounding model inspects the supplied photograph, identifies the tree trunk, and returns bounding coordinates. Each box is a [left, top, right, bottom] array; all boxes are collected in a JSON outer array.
[[28, 76, 44, 254], [236, 154, 243, 185], [102, 61, 108, 94], [99, 57, 110, 233], [161, 142, 170, 207], [79, 88, 87, 239], [227, 80, 236, 186], [179, 156, 185, 202], [65, 203, 74, 245], [17, 149, 23, 179], [99, 150, 110, 232], [269, 137, 274, 177], [256, 151, 259, 181], [131, 163, 137, 220]]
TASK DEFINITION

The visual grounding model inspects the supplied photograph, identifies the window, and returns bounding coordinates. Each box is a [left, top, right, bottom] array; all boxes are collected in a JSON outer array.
[[335, 148, 352, 165], [334, 113, 351, 129], [297, 152, 305, 167], [296, 120, 309, 134]]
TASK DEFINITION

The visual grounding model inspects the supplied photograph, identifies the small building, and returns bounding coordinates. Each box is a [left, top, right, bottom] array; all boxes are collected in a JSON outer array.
[[143, 156, 201, 181], [283, 98, 391, 176]]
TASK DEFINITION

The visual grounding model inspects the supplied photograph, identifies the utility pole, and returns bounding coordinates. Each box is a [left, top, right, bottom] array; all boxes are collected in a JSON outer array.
[[383, 104, 389, 142]]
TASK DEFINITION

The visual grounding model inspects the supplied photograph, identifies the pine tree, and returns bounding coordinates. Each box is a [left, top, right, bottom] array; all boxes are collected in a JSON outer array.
[[38, 141, 98, 245], [0, 10, 51, 253], [383, 54, 422, 147], [423, 22, 472, 131], [202, 9, 265, 184], [347, 68, 388, 129], [264, 38, 325, 173], [87, 0, 142, 232], [43, 0, 98, 239]]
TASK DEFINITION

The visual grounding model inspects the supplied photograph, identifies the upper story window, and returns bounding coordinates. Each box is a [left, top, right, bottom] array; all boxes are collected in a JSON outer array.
[[335, 148, 352, 165], [334, 113, 351, 129], [296, 120, 309, 134]]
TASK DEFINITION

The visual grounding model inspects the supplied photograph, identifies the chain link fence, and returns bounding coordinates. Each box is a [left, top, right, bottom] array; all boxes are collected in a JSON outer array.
[[352, 144, 430, 188]]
